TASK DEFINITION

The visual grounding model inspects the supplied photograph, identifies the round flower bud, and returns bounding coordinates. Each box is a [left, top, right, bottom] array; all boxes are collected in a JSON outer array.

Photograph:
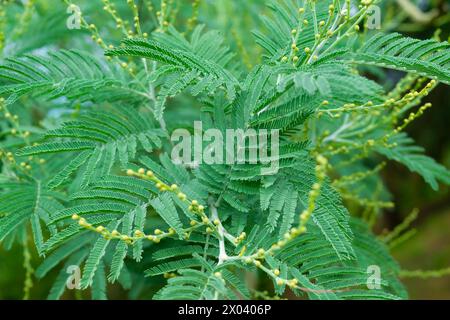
[[134, 230, 144, 237], [111, 230, 120, 237], [153, 237, 161, 243]]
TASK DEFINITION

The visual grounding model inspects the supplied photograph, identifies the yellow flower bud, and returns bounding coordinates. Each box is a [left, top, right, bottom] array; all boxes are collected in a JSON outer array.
[[134, 230, 144, 237]]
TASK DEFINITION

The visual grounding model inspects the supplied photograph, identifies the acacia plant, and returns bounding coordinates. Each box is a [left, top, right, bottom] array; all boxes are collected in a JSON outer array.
[[0, 0, 449, 300]]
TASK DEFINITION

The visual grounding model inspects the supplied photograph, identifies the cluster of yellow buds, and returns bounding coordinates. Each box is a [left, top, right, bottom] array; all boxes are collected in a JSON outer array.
[[129, 170, 205, 213], [234, 232, 246, 244], [380, 79, 436, 140], [188, 199, 205, 214], [291, 40, 300, 63], [156, 0, 170, 32], [387, 74, 420, 101], [242, 254, 263, 269], [393, 103, 432, 135], [279, 6, 311, 65], [127, 168, 223, 237], [361, 0, 375, 6], [11, 0, 35, 38], [239, 154, 329, 286], [245, 257, 301, 290], [1, 101, 17, 122], [88, 24, 106, 48], [0, 151, 14, 163], [328, 4, 335, 15], [19, 161, 32, 171], [281, 155, 328, 251], [334, 162, 386, 188], [100, 0, 128, 35], [341, 192, 394, 210], [82, 4, 137, 74], [144, 0, 153, 13], [319, 79, 435, 120], [71, 213, 175, 244], [187, 0, 201, 30], [126, 0, 142, 35], [1, 98, 33, 141], [163, 272, 177, 279], [341, 0, 351, 19], [18, 156, 44, 171], [288, 1, 347, 66], [70, 166, 229, 247], [275, 276, 299, 289], [317, 80, 437, 159]]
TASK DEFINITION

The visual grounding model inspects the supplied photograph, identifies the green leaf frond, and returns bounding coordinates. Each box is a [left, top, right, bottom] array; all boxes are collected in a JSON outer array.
[[0, 50, 147, 105]]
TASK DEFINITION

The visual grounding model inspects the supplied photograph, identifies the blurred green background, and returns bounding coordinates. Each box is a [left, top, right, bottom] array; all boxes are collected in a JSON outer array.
[[378, 0, 450, 300], [0, 0, 449, 300]]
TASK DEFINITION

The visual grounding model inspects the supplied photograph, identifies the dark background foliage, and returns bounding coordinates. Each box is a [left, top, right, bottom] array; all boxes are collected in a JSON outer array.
[[0, 0, 449, 300]]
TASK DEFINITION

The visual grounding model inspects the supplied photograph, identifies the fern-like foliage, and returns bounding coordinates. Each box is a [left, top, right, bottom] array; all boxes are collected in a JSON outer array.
[[1, 0, 450, 301], [376, 133, 450, 191], [0, 50, 147, 105], [16, 105, 164, 189], [253, 0, 331, 62], [0, 177, 63, 255], [346, 33, 450, 85], [105, 27, 239, 120]]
